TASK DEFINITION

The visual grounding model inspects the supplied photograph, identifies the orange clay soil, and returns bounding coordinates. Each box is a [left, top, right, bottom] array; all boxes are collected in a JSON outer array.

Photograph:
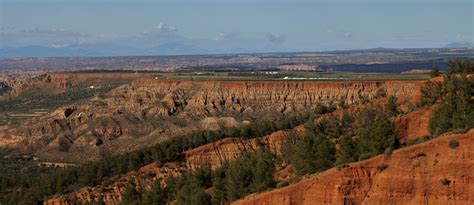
[[234, 129, 474, 205]]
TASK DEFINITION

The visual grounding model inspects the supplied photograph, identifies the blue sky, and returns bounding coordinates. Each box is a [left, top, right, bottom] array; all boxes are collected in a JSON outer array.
[[0, 0, 473, 56]]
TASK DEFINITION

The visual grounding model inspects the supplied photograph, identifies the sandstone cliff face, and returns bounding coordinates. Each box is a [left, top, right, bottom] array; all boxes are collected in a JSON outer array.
[[234, 129, 474, 205], [395, 107, 433, 142], [43, 129, 291, 205], [44, 162, 187, 205], [185, 130, 289, 170], [1, 79, 419, 163]]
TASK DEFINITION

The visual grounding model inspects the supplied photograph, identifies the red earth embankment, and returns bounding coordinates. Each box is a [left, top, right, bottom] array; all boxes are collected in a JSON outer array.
[[234, 129, 474, 205]]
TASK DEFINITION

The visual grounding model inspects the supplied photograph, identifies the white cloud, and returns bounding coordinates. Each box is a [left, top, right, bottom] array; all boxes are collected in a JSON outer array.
[[214, 32, 241, 41], [0, 23, 294, 55], [266, 33, 286, 44], [140, 22, 178, 36]]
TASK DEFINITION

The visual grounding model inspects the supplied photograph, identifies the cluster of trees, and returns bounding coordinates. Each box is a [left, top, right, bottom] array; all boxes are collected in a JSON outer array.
[[0, 113, 309, 204], [12, 60, 468, 204], [428, 60, 473, 135], [116, 148, 276, 205], [121, 104, 401, 204], [282, 105, 399, 176], [133, 102, 402, 204]]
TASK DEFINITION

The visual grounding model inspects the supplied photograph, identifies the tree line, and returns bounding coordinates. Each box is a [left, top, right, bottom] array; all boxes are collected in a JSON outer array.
[[0, 113, 309, 204], [419, 60, 473, 135]]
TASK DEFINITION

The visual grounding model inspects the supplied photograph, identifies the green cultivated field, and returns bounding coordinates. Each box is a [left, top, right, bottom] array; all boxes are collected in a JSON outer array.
[[155, 71, 431, 81]]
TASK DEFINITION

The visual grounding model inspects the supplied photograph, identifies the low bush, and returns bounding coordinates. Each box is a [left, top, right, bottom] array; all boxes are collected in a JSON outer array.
[[376, 164, 389, 173], [448, 139, 459, 149], [440, 178, 451, 185]]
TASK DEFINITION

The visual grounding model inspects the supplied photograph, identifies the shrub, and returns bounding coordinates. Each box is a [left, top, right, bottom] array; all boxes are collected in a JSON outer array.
[[431, 67, 440, 77], [375, 88, 387, 99], [358, 152, 376, 161], [276, 180, 289, 188], [383, 147, 393, 156], [440, 178, 451, 186], [411, 152, 426, 159], [281, 134, 336, 176], [377, 164, 389, 173], [360, 96, 370, 104], [357, 118, 399, 157], [336, 163, 349, 171], [416, 152, 426, 157], [385, 96, 398, 116], [448, 139, 459, 149], [418, 81, 442, 107]]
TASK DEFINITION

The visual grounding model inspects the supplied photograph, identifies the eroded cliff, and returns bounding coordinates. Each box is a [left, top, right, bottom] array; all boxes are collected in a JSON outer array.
[[234, 129, 474, 205], [1, 79, 419, 163]]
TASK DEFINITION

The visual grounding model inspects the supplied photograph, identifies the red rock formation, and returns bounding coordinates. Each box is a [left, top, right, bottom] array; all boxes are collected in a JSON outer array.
[[185, 130, 289, 169], [1, 78, 420, 163], [395, 107, 433, 142], [44, 162, 187, 205], [43, 129, 292, 205], [234, 129, 474, 205]]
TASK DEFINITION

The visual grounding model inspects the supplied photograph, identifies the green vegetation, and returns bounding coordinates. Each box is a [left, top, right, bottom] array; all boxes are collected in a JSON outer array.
[[282, 133, 336, 176], [385, 95, 399, 116], [1, 61, 471, 204], [448, 139, 459, 149], [109, 148, 277, 205], [121, 182, 141, 205], [141, 180, 166, 205], [418, 81, 443, 107], [0, 149, 57, 191], [282, 104, 399, 175], [0, 78, 131, 112], [431, 67, 440, 77], [375, 88, 387, 99], [414, 152, 427, 158], [0, 113, 309, 204], [428, 60, 474, 135], [376, 164, 389, 173], [440, 178, 451, 186], [0, 78, 134, 125], [157, 71, 431, 82], [357, 119, 399, 159]]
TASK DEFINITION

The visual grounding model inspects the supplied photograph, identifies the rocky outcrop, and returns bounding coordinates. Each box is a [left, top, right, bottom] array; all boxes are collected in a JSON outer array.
[[44, 162, 187, 205], [185, 130, 289, 169], [395, 107, 433, 142], [234, 129, 474, 205], [1, 79, 419, 163], [43, 129, 293, 205]]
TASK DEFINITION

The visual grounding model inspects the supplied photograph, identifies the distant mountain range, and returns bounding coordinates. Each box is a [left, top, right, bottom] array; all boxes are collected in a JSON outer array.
[[0, 43, 473, 58], [444, 42, 474, 48]]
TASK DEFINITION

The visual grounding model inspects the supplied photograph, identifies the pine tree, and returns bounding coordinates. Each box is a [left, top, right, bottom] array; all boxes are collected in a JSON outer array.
[[211, 168, 227, 205], [385, 96, 398, 116], [431, 66, 440, 77], [336, 136, 357, 165], [249, 149, 275, 192], [142, 181, 166, 205], [120, 181, 140, 205], [175, 178, 211, 205], [341, 111, 353, 128], [357, 118, 399, 156], [224, 157, 252, 201], [419, 81, 442, 106], [96, 196, 105, 205], [283, 133, 336, 176], [453, 72, 473, 129]]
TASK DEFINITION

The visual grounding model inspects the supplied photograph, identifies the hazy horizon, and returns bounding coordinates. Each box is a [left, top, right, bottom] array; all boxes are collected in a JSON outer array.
[[1, 0, 473, 57]]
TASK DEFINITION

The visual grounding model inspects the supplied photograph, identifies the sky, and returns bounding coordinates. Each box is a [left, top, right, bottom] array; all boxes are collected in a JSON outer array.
[[0, 0, 473, 56]]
